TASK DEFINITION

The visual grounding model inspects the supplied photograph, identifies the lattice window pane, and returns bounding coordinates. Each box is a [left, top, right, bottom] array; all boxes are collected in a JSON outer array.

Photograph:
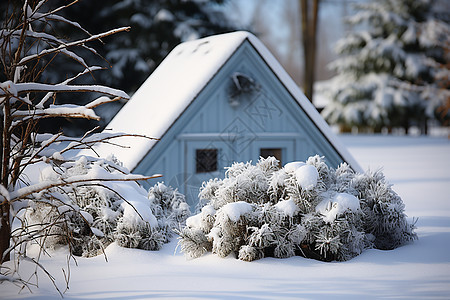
[[196, 149, 218, 173]]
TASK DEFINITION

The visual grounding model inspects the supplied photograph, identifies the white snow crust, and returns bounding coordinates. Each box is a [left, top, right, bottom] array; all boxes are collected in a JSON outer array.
[[201, 204, 216, 217], [79, 211, 93, 224], [93, 32, 249, 170], [284, 161, 305, 173], [295, 164, 319, 190], [186, 205, 216, 228], [185, 214, 201, 228], [119, 182, 158, 228], [274, 198, 300, 217], [90, 227, 104, 238], [316, 192, 360, 223], [221, 201, 253, 222]]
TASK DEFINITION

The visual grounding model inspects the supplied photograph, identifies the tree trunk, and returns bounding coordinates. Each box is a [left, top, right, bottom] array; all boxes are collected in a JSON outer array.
[[0, 96, 11, 263], [403, 119, 409, 135], [422, 116, 428, 135], [300, 0, 320, 104], [0, 203, 10, 263]]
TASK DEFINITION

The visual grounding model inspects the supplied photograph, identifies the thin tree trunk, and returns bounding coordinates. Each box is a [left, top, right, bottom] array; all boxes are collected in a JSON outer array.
[[300, 0, 320, 104], [422, 116, 428, 135], [0, 106, 10, 263], [403, 119, 409, 135], [0, 202, 10, 263], [0, 96, 11, 263], [301, 0, 309, 98]]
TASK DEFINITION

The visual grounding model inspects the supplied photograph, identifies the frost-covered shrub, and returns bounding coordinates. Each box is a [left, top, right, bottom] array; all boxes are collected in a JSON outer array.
[[208, 201, 254, 258], [199, 158, 276, 209], [116, 182, 191, 251], [178, 156, 416, 262], [176, 205, 215, 259], [27, 157, 190, 257], [148, 182, 191, 242], [115, 221, 165, 251], [352, 170, 415, 250]]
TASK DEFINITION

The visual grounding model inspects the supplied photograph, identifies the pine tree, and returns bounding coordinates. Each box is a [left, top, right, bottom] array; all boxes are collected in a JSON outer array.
[[322, 0, 449, 134]]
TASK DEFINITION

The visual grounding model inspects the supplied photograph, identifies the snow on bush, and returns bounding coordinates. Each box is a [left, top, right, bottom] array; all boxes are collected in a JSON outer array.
[[27, 157, 190, 257], [177, 156, 416, 262], [147, 182, 191, 243], [295, 164, 319, 191]]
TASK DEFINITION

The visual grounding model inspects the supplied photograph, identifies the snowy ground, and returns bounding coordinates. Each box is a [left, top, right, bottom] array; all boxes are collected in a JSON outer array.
[[2, 134, 450, 299]]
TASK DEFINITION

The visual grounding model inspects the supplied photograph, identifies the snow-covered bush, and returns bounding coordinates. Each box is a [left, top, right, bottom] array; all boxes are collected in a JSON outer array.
[[148, 182, 191, 241], [26, 157, 190, 257], [116, 182, 191, 251], [178, 156, 416, 262]]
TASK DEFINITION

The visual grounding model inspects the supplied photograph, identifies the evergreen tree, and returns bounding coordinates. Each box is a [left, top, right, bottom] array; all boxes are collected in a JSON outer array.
[[321, 0, 449, 134]]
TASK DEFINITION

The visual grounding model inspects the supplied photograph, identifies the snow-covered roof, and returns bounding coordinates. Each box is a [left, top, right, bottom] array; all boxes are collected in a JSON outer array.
[[95, 31, 362, 173]]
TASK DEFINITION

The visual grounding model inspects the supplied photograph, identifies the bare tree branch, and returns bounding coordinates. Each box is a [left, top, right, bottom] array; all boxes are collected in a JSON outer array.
[[17, 26, 131, 67]]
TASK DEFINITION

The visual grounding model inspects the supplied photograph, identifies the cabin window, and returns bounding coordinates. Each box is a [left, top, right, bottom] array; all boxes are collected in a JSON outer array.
[[196, 149, 218, 173], [260, 148, 282, 166]]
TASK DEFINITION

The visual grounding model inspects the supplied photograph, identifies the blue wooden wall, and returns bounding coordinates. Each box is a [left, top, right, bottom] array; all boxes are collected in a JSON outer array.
[[134, 40, 345, 209]]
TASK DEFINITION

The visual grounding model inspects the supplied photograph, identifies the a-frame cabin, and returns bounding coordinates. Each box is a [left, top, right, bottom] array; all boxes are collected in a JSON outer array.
[[96, 31, 362, 209]]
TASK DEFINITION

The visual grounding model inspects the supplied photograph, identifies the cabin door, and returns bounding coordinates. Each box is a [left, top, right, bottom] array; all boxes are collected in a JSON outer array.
[[184, 140, 233, 210]]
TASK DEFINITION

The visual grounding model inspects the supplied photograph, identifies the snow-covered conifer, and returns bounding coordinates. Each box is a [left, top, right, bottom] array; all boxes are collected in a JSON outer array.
[[116, 221, 165, 251], [283, 159, 323, 214], [209, 201, 254, 258], [322, 0, 450, 133], [238, 245, 262, 262], [24, 157, 189, 257], [332, 163, 356, 193]]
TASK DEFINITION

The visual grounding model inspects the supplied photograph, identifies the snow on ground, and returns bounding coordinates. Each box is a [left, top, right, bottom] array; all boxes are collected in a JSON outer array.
[[2, 134, 450, 299]]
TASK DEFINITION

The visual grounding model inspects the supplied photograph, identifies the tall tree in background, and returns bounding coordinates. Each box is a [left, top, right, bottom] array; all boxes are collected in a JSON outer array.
[[300, 0, 320, 103], [321, 0, 449, 134]]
